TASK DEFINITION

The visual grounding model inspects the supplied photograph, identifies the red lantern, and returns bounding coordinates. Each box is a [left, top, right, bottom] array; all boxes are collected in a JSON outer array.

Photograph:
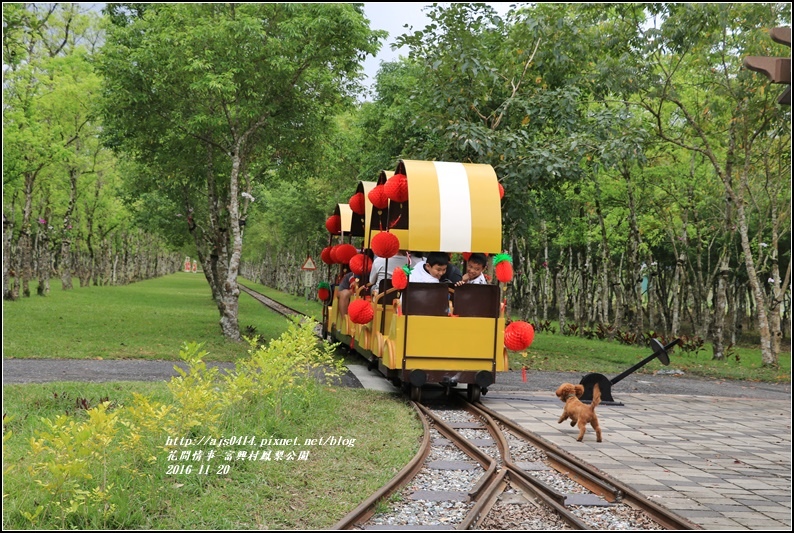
[[493, 254, 513, 283], [321, 246, 334, 265], [371, 231, 400, 259], [335, 243, 358, 265], [348, 299, 374, 324], [504, 321, 535, 351], [392, 265, 410, 290], [384, 173, 408, 203], [325, 214, 342, 235], [462, 252, 472, 262], [349, 253, 373, 276], [498, 182, 504, 199], [349, 192, 365, 215], [368, 184, 389, 209]]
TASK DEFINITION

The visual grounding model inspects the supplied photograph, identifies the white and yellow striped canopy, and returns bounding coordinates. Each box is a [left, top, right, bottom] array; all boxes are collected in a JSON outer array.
[[333, 203, 353, 235], [400, 160, 502, 254]]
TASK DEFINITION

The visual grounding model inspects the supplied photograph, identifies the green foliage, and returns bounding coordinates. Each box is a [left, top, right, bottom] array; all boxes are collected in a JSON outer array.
[[229, 317, 345, 419], [98, 3, 384, 258], [4, 319, 388, 529]]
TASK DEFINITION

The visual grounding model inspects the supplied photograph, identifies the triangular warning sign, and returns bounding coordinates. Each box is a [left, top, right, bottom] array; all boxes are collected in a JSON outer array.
[[301, 256, 317, 270]]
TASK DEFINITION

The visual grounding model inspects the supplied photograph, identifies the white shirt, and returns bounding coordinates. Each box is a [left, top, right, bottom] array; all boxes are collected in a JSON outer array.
[[408, 261, 440, 283], [370, 254, 410, 293], [466, 273, 488, 284]]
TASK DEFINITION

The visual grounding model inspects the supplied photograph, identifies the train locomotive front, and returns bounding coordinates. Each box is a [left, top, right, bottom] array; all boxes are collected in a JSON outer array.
[[321, 160, 513, 402]]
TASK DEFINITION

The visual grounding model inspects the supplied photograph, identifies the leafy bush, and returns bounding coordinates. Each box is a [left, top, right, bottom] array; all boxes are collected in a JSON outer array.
[[4, 318, 342, 529]]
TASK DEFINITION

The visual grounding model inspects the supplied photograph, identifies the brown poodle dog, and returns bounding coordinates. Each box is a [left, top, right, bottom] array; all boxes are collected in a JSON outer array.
[[555, 383, 602, 442]]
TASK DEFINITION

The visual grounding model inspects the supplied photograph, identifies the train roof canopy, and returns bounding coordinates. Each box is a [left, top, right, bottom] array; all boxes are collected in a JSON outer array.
[[395, 160, 502, 254]]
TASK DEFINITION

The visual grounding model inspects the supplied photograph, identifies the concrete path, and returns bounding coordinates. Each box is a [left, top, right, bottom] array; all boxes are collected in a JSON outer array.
[[481, 391, 792, 530]]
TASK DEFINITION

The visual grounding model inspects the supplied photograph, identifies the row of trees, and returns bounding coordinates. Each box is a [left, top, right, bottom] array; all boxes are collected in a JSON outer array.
[[246, 3, 790, 365], [3, 4, 183, 298], [4, 3, 789, 366]]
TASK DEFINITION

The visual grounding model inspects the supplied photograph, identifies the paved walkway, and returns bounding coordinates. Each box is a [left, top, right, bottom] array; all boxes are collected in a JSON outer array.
[[481, 392, 792, 530]]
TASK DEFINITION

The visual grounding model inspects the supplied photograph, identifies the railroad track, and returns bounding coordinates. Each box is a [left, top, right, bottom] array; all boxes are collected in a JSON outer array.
[[240, 283, 701, 530]]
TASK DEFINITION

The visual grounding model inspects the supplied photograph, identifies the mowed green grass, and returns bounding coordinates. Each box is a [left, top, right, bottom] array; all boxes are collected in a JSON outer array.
[[508, 323, 790, 383], [3, 273, 300, 362]]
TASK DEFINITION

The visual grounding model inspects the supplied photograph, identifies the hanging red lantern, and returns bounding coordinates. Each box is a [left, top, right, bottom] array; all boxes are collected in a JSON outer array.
[[329, 244, 342, 264], [325, 214, 342, 235], [349, 192, 366, 215], [493, 253, 514, 283], [335, 243, 358, 265], [462, 252, 472, 262], [321, 246, 334, 265], [391, 264, 412, 290], [348, 299, 374, 324], [371, 231, 400, 259], [504, 321, 535, 351], [368, 184, 389, 209], [349, 253, 373, 276], [384, 173, 408, 203], [317, 282, 331, 302], [498, 182, 504, 199]]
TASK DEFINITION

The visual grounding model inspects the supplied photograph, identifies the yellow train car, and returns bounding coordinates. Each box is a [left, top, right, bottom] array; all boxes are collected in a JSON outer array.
[[324, 161, 508, 402]]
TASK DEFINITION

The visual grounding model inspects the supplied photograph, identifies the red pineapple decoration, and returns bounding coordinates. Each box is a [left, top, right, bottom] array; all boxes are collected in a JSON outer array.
[[349, 192, 366, 215], [391, 264, 412, 290], [349, 253, 373, 276], [368, 184, 389, 209], [493, 253, 514, 283], [317, 282, 331, 302], [370, 231, 400, 259], [384, 173, 408, 203], [325, 214, 342, 235], [348, 299, 374, 324], [504, 321, 535, 351]]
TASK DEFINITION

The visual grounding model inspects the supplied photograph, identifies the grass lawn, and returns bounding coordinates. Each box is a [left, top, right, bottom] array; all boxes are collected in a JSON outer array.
[[3, 273, 306, 362]]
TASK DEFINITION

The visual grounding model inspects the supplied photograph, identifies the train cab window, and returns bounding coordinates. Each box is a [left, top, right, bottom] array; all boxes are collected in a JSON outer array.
[[452, 284, 500, 318], [402, 283, 450, 316]]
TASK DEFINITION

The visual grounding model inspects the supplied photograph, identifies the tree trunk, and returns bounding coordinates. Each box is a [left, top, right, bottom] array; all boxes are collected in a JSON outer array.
[[711, 253, 730, 360], [60, 168, 79, 290], [623, 166, 643, 343], [36, 217, 51, 296], [541, 220, 551, 321], [3, 213, 13, 300], [555, 250, 566, 333]]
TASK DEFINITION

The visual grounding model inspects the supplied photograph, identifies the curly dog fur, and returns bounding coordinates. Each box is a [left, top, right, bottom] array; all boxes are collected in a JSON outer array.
[[555, 382, 602, 442]]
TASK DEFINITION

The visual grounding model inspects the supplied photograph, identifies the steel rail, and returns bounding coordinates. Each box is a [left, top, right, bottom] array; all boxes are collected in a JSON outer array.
[[331, 401, 431, 530], [473, 399, 703, 530], [459, 398, 590, 530]]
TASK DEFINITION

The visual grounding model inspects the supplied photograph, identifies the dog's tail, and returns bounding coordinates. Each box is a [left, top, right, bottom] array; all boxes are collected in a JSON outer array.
[[591, 383, 601, 409]]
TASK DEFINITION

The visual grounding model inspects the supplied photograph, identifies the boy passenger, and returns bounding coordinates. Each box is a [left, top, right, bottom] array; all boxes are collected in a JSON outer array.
[[409, 251, 449, 283], [454, 253, 488, 286]]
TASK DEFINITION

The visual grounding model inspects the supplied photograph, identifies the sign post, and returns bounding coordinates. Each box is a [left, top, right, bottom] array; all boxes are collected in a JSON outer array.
[[301, 256, 317, 300]]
